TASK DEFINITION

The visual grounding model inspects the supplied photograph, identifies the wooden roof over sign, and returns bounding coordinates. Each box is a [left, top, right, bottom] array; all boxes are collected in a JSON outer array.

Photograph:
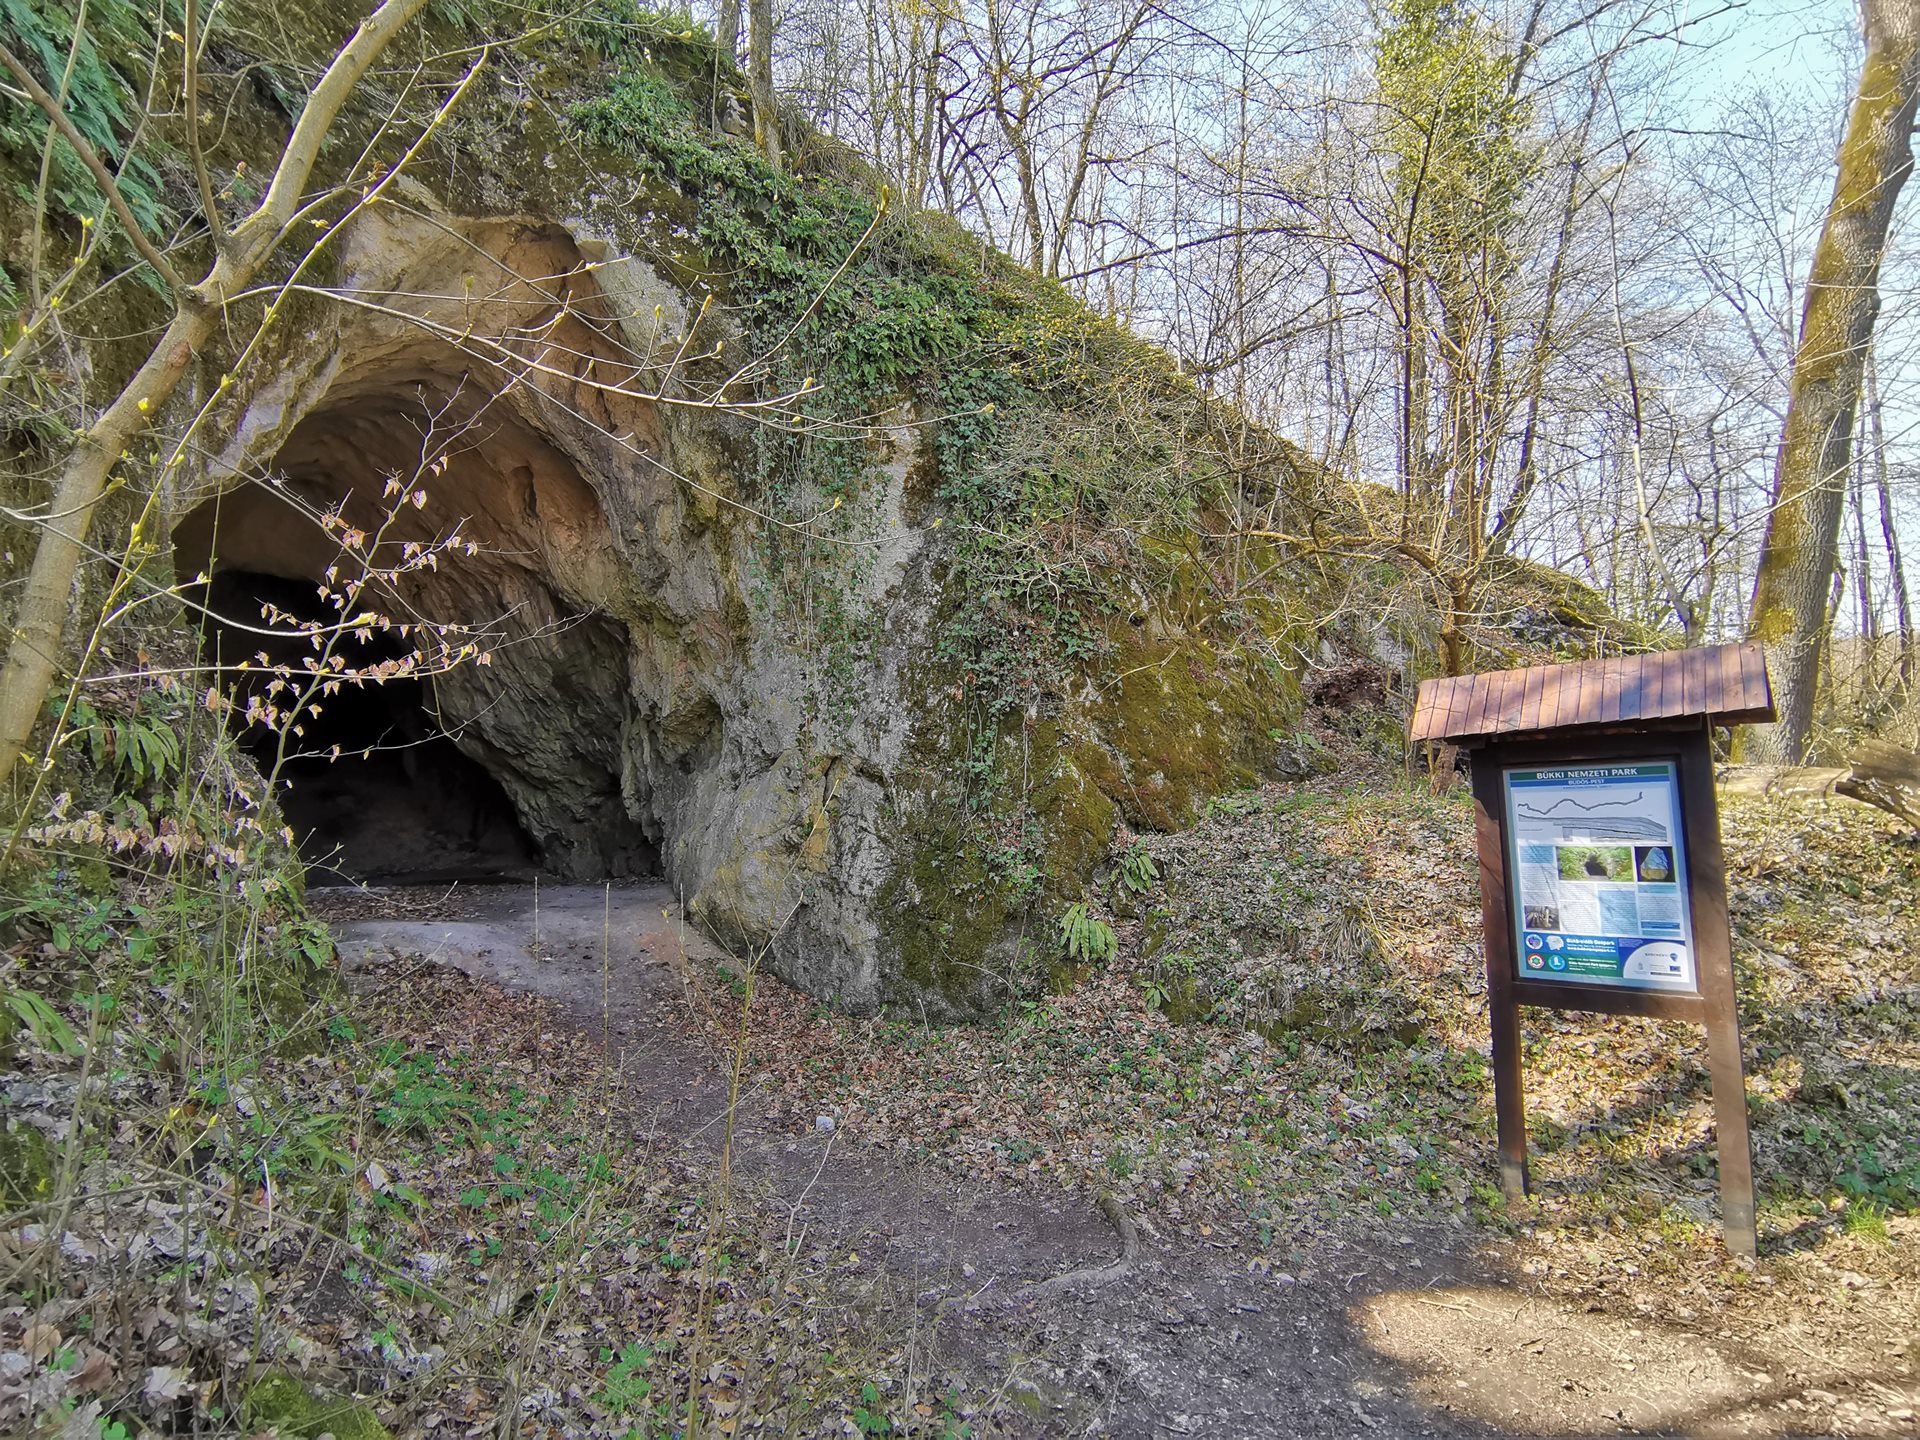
[[1407, 642, 1775, 745]]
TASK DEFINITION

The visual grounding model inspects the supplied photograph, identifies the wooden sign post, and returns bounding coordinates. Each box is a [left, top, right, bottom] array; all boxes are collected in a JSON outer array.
[[1410, 644, 1776, 1259]]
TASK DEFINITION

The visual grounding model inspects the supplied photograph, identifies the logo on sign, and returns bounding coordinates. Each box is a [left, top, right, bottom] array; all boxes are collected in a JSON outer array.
[[1623, 941, 1689, 981]]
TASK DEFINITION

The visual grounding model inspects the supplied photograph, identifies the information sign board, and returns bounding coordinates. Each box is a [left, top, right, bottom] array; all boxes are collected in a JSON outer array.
[[1412, 646, 1771, 1258], [1501, 761, 1697, 992]]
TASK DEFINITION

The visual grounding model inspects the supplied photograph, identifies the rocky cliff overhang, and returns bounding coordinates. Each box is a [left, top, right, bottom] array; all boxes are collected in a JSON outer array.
[[4, 1, 1332, 1017]]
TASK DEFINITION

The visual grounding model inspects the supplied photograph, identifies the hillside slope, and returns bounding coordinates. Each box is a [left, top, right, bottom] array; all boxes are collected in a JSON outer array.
[[0, 0, 1434, 1015]]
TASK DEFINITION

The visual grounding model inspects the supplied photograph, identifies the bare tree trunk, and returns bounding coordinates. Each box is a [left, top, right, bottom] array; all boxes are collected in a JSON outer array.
[[1744, 0, 1920, 763], [1609, 199, 1699, 639], [748, 0, 781, 171], [1866, 349, 1914, 687], [1851, 397, 1878, 700], [1487, 81, 1602, 557], [909, 6, 947, 205], [0, 0, 438, 792], [1398, 273, 1431, 524], [716, 0, 740, 60], [1041, 2, 1150, 279], [1823, 561, 1847, 728]]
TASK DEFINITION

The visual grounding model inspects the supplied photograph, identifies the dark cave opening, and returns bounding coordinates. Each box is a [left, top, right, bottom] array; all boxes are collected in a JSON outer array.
[[199, 569, 541, 885], [180, 375, 667, 889]]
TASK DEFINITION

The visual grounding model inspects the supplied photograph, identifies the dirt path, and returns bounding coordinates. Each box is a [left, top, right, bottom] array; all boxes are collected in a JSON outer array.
[[322, 882, 1918, 1438]]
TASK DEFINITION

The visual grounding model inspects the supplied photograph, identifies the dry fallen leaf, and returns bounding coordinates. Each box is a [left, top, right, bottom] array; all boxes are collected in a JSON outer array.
[[20, 1325, 60, 1363], [69, 1349, 115, 1394], [143, 1365, 194, 1402]]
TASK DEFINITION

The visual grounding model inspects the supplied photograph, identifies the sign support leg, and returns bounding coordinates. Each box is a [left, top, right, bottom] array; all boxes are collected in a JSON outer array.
[[1678, 728, 1758, 1260], [1490, 994, 1529, 1201], [1472, 757, 1530, 1201], [1703, 1006, 1758, 1259]]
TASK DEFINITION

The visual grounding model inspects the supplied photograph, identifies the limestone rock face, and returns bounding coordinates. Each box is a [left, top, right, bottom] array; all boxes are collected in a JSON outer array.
[[177, 201, 942, 1010], [0, 5, 1374, 1018], [165, 107, 1313, 1013]]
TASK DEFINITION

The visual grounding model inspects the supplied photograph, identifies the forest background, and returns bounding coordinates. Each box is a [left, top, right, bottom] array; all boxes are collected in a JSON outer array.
[[738, 0, 1919, 756]]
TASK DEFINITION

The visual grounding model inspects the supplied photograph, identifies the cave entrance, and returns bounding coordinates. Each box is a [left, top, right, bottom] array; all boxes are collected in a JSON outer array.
[[199, 569, 539, 885], [179, 378, 661, 888]]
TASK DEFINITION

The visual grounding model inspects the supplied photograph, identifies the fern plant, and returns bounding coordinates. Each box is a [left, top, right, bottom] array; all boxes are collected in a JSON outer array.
[[0, 0, 173, 256], [67, 697, 181, 785], [1057, 902, 1115, 964]]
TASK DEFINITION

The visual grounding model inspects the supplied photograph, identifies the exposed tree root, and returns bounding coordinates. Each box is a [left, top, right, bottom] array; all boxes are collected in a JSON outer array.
[[1019, 1192, 1140, 1300]]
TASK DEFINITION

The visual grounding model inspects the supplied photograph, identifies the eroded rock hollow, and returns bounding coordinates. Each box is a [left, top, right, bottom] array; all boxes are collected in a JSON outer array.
[[180, 373, 655, 884], [178, 208, 924, 1006]]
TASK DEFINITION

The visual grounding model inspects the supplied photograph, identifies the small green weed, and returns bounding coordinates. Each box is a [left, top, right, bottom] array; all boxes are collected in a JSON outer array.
[[1113, 842, 1159, 895], [852, 1380, 893, 1436], [1842, 1198, 1891, 1243], [595, 1341, 655, 1414], [937, 1384, 973, 1439]]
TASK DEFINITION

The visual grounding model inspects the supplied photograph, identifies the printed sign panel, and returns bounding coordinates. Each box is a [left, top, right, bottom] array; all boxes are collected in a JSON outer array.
[[1501, 761, 1698, 992]]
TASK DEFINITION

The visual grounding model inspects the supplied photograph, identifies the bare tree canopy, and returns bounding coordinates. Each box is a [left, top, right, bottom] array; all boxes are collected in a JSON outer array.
[[765, 0, 1920, 735]]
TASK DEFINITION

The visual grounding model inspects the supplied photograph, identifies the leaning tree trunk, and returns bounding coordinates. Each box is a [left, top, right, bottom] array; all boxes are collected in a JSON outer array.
[[1744, 0, 1920, 763], [0, 0, 436, 794]]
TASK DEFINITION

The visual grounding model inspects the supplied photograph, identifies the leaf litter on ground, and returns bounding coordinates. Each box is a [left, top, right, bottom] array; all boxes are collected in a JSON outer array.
[[672, 763, 1918, 1390], [5, 762, 1916, 1436], [2, 961, 988, 1437]]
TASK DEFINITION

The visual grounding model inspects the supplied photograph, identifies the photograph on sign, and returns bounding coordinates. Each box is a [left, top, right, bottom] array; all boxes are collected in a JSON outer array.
[[1501, 761, 1698, 991]]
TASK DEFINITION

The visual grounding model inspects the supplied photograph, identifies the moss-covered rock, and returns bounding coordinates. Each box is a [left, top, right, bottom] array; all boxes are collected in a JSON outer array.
[[876, 803, 1035, 1012], [867, 563, 1309, 1016], [1088, 634, 1295, 831], [1482, 555, 1669, 659], [1027, 733, 1117, 881], [244, 1372, 392, 1440]]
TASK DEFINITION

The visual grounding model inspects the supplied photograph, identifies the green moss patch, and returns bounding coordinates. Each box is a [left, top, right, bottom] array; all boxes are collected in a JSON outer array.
[[1088, 635, 1293, 831], [244, 1374, 392, 1440]]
